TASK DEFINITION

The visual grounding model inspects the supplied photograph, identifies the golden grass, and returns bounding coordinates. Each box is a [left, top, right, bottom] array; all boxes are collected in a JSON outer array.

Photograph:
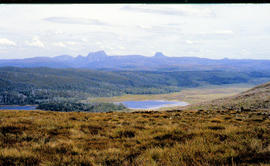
[[0, 108, 270, 165], [87, 84, 252, 105]]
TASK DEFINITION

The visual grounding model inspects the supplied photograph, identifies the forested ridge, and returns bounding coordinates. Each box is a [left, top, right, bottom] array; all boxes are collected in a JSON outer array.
[[37, 101, 127, 112], [1, 67, 270, 105]]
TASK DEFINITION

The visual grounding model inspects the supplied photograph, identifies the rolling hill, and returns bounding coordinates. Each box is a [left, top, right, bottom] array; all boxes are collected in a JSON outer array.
[[195, 81, 270, 111]]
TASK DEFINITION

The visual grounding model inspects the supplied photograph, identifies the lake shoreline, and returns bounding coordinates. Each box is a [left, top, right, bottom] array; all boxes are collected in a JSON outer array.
[[118, 100, 189, 110], [0, 105, 38, 110]]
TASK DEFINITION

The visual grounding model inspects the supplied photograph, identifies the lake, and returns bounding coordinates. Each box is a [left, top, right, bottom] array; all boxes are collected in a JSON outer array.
[[0, 105, 37, 110], [0, 101, 189, 111], [120, 100, 189, 109]]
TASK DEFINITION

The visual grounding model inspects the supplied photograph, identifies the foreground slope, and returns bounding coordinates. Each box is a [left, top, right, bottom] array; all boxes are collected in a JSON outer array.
[[195, 82, 270, 111], [0, 109, 270, 165]]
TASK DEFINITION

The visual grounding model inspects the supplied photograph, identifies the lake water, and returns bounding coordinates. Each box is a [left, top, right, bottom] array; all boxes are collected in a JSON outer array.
[[0, 105, 37, 110], [120, 100, 189, 109], [0, 101, 189, 111]]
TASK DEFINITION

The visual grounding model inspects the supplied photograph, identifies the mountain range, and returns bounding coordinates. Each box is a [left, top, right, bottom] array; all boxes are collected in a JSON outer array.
[[1, 50, 270, 71]]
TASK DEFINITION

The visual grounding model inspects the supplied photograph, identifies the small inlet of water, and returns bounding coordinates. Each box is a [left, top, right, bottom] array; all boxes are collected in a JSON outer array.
[[119, 100, 189, 110]]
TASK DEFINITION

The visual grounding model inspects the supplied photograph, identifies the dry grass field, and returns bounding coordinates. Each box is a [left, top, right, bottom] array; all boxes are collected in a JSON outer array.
[[0, 109, 270, 166], [87, 84, 252, 105], [191, 82, 270, 111]]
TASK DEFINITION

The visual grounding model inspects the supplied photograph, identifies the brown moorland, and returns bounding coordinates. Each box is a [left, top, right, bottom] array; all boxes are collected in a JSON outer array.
[[0, 108, 270, 166]]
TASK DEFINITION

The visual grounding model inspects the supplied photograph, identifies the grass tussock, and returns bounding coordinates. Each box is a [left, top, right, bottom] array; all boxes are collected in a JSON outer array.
[[0, 109, 270, 165]]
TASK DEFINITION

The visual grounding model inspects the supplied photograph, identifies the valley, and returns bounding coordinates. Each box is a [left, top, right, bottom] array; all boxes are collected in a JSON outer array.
[[1, 68, 270, 165], [1, 4, 270, 166], [0, 67, 266, 111], [1, 77, 270, 165]]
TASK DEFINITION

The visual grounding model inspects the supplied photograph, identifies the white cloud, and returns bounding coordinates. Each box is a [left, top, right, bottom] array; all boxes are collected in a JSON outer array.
[[65, 41, 77, 46], [26, 36, 45, 48], [196, 30, 234, 35], [0, 5, 270, 59], [0, 38, 16, 46], [122, 5, 214, 17], [95, 41, 103, 46], [81, 38, 88, 42], [118, 46, 125, 50], [137, 25, 152, 30], [52, 41, 79, 48], [185, 40, 201, 44], [53, 42, 66, 48], [44, 17, 108, 26], [214, 30, 234, 35], [241, 49, 251, 56]]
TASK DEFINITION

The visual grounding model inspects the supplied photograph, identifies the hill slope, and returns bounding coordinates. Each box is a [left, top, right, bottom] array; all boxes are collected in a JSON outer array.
[[0, 108, 269, 165], [196, 82, 270, 110]]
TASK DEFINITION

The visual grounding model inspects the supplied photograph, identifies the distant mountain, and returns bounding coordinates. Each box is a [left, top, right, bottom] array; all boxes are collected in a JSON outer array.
[[1, 50, 270, 71], [154, 52, 166, 58], [86, 50, 108, 62], [196, 81, 270, 110]]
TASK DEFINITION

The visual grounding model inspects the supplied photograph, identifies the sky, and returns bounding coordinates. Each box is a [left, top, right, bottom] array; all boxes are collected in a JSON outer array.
[[0, 4, 270, 59]]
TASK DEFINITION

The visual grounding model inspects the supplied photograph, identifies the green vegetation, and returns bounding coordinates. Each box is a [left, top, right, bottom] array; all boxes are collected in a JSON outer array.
[[37, 101, 127, 112], [1, 67, 270, 106], [0, 109, 269, 165]]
